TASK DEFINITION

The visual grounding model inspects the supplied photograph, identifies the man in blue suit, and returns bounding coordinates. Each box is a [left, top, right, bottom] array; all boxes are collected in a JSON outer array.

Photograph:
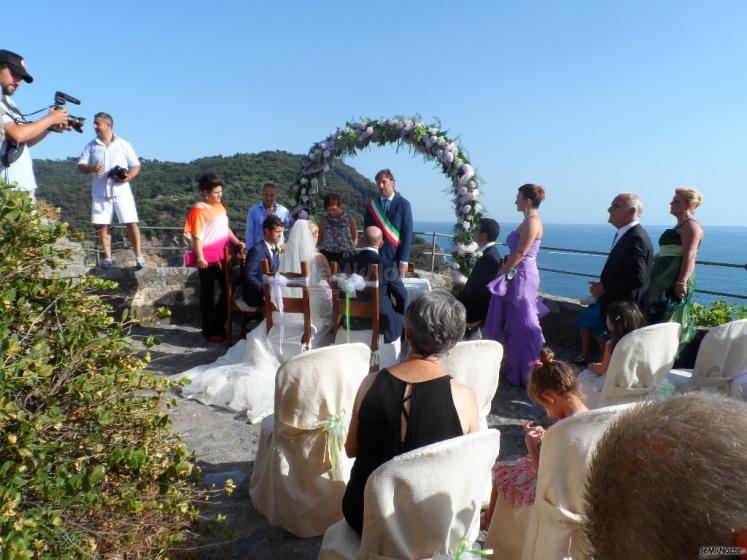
[[456, 218, 503, 324], [243, 215, 284, 308], [340, 226, 408, 345], [363, 169, 413, 277]]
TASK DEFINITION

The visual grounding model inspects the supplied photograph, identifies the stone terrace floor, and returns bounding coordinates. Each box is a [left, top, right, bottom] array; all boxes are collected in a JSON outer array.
[[139, 323, 578, 559]]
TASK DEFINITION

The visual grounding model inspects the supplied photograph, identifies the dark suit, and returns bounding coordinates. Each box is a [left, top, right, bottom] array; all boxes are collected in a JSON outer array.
[[599, 224, 654, 318], [243, 240, 278, 307], [456, 244, 503, 324], [340, 249, 408, 343], [363, 192, 413, 265]]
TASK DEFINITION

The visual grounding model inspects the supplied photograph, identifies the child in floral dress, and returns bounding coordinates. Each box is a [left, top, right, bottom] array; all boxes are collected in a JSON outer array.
[[482, 347, 588, 527]]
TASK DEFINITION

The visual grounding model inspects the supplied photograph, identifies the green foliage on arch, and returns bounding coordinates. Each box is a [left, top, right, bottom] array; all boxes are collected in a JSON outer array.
[[291, 117, 484, 277]]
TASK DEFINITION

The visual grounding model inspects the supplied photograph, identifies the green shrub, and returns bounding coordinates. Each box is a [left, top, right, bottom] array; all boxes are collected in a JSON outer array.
[[0, 182, 203, 558], [691, 299, 747, 327]]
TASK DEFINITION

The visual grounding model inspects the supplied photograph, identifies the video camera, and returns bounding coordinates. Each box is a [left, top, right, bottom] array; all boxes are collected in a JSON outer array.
[[53, 91, 85, 133], [108, 165, 128, 182]]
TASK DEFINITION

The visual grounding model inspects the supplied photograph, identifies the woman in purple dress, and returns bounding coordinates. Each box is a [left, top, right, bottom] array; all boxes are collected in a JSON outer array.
[[484, 184, 549, 386]]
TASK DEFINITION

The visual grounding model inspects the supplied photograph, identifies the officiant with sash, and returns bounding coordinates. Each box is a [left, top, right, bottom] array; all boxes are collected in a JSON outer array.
[[364, 169, 413, 277], [244, 215, 284, 308]]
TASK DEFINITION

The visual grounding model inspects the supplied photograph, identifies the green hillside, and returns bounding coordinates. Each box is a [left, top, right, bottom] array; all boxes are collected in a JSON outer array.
[[34, 151, 446, 270], [35, 151, 379, 232]]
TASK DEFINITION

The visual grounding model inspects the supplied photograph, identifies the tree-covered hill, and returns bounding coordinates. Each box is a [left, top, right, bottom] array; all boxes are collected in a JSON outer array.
[[34, 151, 447, 270], [34, 150, 378, 234]]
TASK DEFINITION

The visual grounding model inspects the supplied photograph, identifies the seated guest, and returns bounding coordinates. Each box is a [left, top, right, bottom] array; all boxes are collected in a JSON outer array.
[[455, 218, 503, 324], [341, 290, 480, 534], [483, 348, 587, 555], [585, 393, 747, 560], [243, 215, 284, 308], [340, 226, 408, 346], [318, 192, 358, 268], [576, 301, 644, 407]]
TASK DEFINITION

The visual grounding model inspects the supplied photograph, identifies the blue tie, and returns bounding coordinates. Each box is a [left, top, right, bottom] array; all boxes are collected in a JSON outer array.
[[382, 198, 390, 214]]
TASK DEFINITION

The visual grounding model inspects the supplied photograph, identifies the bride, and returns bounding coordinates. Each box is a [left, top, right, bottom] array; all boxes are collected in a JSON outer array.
[[173, 219, 334, 423]]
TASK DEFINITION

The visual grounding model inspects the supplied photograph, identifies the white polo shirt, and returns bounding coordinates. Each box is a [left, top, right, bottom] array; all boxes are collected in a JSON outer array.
[[78, 134, 140, 200], [0, 95, 37, 196]]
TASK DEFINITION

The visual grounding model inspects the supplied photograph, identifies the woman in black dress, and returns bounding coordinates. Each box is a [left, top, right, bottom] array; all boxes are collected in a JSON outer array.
[[341, 290, 480, 534]]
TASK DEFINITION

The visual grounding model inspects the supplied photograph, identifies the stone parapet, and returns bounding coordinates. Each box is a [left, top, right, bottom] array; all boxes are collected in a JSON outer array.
[[89, 267, 585, 353]]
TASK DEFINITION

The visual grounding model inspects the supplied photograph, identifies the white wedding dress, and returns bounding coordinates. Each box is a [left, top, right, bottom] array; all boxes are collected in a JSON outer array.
[[173, 220, 334, 423]]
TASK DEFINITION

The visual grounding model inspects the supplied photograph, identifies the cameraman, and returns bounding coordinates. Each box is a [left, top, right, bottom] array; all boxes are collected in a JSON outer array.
[[0, 49, 70, 199], [78, 112, 145, 270]]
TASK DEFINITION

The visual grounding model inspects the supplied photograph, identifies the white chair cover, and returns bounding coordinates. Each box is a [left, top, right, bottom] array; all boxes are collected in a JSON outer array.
[[319, 430, 501, 560], [669, 319, 747, 394], [334, 329, 401, 369], [731, 372, 747, 401], [249, 343, 371, 538], [441, 340, 503, 431], [520, 404, 635, 560], [588, 322, 680, 409], [402, 277, 432, 308], [484, 494, 532, 560]]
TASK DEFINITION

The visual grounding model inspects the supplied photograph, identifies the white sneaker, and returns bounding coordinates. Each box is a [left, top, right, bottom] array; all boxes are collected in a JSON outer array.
[[100, 257, 113, 269], [135, 255, 146, 270]]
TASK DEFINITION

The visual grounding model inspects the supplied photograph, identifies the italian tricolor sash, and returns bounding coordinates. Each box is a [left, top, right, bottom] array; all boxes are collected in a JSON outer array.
[[368, 198, 400, 248]]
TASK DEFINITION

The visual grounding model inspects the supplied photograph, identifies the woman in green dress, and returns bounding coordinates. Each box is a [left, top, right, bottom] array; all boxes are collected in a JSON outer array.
[[644, 188, 704, 352]]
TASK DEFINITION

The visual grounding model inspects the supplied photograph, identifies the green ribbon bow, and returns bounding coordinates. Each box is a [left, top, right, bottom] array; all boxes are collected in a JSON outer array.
[[338, 274, 365, 343], [322, 409, 347, 471], [453, 539, 493, 560]]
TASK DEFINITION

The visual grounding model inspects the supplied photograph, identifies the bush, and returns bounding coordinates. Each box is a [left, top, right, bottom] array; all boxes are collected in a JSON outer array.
[[0, 182, 203, 557], [691, 299, 747, 327]]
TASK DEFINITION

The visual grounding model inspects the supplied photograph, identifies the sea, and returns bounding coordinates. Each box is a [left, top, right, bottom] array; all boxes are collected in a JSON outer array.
[[415, 221, 747, 306]]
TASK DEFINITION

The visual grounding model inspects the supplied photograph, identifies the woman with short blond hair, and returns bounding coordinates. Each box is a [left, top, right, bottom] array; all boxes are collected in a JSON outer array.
[[643, 187, 704, 352]]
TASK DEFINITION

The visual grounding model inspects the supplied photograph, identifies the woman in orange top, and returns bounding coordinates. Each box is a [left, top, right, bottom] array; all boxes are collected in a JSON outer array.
[[184, 174, 244, 343]]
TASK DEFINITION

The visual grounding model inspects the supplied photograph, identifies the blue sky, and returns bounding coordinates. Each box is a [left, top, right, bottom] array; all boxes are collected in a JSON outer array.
[[5, 0, 747, 229]]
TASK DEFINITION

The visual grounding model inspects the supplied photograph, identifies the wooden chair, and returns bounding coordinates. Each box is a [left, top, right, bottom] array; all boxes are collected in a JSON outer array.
[[224, 245, 257, 344], [262, 259, 312, 347], [330, 262, 380, 370]]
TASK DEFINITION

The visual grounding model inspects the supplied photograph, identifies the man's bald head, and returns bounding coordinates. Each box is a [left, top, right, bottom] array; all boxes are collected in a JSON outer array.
[[364, 226, 383, 249]]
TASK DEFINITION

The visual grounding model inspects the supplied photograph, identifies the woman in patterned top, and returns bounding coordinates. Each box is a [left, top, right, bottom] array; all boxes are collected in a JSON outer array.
[[184, 174, 244, 343], [317, 193, 357, 267]]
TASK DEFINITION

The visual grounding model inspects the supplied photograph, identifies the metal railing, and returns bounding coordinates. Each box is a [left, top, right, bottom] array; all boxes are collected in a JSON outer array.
[[78, 225, 747, 301], [415, 231, 747, 302]]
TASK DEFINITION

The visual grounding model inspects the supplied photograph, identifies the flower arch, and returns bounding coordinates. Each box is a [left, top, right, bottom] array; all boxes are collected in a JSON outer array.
[[290, 117, 484, 279]]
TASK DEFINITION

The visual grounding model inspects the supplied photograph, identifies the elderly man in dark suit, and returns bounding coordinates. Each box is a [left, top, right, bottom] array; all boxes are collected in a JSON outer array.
[[456, 218, 503, 325], [590, 192, 654, 318], [363, 168, 413, 277], [243, 215, 284, 308], [340, 226, 408, 347]]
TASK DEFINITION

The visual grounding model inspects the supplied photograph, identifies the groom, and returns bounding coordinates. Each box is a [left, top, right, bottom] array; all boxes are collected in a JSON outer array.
[[244, 215, 284, 308]]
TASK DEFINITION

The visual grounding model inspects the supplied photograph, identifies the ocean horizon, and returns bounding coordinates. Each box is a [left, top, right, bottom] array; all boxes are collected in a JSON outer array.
[[414, 220, 747, 306]]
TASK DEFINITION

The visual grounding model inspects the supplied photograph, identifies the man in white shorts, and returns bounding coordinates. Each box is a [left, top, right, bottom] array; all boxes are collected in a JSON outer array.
[[78, 112, 145, 269]]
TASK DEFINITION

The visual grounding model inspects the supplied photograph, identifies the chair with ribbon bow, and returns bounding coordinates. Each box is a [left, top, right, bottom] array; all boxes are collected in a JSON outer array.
[[668, 318, 747, 395], [261, 258, 313, 349], [484, 404, 634, 560], [319, 430, 501, 560], [330, 262, 383, 371], [249, 342, 371, 537], [223, 246, 258, 344]]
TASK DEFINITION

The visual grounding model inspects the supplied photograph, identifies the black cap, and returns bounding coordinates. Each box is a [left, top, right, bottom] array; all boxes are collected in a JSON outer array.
[[0, 49, 33, 83]]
